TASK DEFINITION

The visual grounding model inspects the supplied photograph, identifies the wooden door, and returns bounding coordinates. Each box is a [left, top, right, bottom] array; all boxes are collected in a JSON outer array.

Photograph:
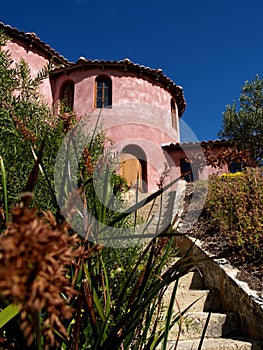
[[120, 154, 142, 188]]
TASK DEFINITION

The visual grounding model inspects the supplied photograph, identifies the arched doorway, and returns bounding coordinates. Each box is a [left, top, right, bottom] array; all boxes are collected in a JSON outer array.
[[120, 145, 148, 192], [59, 80, 75, 112]]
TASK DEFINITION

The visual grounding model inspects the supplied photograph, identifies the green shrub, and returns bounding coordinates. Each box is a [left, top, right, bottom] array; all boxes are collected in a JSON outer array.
[[0, 30, 65, 219], [205, 169, 263, 260]]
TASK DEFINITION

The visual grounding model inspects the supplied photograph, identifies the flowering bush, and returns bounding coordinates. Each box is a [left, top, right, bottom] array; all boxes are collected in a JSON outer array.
[[205, 169, 263, 260], [219, 171, 244, 178]]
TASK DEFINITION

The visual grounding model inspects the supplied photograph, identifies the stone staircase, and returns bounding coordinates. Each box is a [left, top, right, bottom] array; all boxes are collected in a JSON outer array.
[[162, 263, 263, 350], [126, 185, 263, 349]]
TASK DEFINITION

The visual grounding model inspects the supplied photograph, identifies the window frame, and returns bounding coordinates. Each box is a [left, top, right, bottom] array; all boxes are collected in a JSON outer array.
[[95, 75, 112, 109]]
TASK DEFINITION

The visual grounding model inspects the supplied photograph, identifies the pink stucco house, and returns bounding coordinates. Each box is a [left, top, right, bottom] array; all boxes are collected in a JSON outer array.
[[0, 22, 229, 193]]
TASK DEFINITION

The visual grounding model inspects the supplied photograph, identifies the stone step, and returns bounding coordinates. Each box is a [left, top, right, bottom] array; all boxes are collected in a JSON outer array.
[[174, 290, 211, 312], [167, 337, 263, 350], [166, 312, 239, 340], [178, 270, 205, 291]]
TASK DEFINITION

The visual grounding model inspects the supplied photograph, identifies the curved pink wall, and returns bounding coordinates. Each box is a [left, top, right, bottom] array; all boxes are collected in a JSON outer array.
[[5, 40, 53, 106], [4, 36, 181, 192], [53, 69, 180, 191], [53, 69, 178, 122]]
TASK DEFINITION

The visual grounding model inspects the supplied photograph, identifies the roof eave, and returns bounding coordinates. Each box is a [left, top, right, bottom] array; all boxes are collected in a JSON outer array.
[[50, 58, 186, 116], [0, 22, 69, 66]]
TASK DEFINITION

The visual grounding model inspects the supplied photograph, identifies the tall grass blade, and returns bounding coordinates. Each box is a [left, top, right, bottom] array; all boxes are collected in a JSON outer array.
[[0, 156, 8, 226], [98, 172, 190, 237], [197, 291, 215, 350], [23, 137, 46, 194], [88, 109, 102, 152], [134, 171, 139, 228], [33, 310, 42, 350], [153, 294, 205, 349], [97, 163, 111, 229], [83, 263, 106, 323], [99, 254, 111, 317], [0, 303, 19, 328], [83, 279, 98, 336], [161, 279, 179, 350], [113, 240, 152, 317], [30, 146, 59, 211]]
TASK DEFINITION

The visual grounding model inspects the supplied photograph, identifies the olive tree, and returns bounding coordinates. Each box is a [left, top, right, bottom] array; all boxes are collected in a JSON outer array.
[[219, 75, 263, 164]]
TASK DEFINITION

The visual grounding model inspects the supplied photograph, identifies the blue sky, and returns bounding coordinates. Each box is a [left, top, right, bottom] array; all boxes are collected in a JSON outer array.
[[2, 0, 263, 141]]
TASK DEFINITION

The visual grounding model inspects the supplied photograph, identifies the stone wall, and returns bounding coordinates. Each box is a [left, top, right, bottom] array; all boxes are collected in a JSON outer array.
[[174, 235, 263, 340]]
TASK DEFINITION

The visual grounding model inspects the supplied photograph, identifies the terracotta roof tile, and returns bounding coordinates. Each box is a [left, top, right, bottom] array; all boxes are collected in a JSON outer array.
[[51, 57, 186, 116], [0, 23, 186, 116], [161, 139, 228, 149], [0, 22, 68, 65]]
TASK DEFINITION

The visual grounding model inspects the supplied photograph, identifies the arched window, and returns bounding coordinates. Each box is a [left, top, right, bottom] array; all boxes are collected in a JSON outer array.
[[171, 98, 176, 128], [60, 81, 74, 112], [95, 76, 112, 108]]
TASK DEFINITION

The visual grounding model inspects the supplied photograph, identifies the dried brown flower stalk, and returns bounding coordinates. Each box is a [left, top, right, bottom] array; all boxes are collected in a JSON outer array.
[[59, 111, 77, 132], [12, 115, 37, 143], [82, 146, 94, 175], [0, 205, 82, 348]]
